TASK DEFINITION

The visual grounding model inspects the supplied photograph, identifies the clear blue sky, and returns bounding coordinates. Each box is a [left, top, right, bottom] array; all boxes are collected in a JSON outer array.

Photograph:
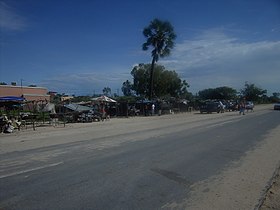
[[0, 0, 279, 96]]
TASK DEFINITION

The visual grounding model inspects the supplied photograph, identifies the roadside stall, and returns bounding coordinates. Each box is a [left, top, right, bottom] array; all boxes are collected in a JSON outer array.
[[91, 96, 117, 119], [63, 103, 100, 122]]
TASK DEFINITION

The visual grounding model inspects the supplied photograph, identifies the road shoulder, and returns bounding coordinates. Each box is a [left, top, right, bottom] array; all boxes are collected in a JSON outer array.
[[258, 165, 280, 210], [163, 124, 280, 210]]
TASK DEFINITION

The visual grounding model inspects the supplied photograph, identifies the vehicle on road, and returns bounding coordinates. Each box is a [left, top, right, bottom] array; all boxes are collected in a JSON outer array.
[[200, 101, 223, 114], [274, 103, 280, 110]]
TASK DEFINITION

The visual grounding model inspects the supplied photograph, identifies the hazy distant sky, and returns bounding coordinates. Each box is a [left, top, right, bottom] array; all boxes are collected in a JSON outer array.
[[0, 0, 279, 96]]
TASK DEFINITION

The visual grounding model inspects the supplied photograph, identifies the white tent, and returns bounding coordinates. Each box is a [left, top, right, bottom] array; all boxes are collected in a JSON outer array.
[[64, 103, 93, 112], [91, 95, 117, 103]]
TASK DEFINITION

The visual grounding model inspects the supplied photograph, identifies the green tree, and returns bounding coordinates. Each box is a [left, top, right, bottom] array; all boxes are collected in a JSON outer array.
[[216, 86, 237, 100], [198, 88, 214, 100], [198, 86, 237, 100], [131, 64, 150, 97], [130, 63, 189, 98], [241, 82, 267, 102], [121, 80, 134, 96], [102, 87, 111, 96], [270, 92, 280, 103], [142, 18, 176, 99]]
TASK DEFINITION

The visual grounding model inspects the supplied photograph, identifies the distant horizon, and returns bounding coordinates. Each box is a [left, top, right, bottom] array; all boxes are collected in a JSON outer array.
[[1, 0, 279, 96]]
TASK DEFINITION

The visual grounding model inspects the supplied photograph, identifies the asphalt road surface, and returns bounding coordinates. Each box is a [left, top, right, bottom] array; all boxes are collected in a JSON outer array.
[[1, 106, 280, 210]]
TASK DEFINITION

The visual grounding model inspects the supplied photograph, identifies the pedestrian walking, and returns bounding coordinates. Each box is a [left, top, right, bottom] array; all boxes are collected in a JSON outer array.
[[239, 100, 245, 115]]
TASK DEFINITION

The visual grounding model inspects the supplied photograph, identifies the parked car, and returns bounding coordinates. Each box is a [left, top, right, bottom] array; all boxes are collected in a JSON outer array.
[[274, 103, 280, 110], [223, 101, 238, 111], [200, 101, 222, 114], [245, 101, 254, 111]]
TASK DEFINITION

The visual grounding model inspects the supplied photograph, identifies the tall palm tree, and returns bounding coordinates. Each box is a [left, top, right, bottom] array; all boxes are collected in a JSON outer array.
[[142, 18, 176, 99]]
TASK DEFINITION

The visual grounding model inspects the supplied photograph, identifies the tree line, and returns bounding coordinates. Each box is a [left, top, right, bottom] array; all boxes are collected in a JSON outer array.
[[121, 65, 278, 103]]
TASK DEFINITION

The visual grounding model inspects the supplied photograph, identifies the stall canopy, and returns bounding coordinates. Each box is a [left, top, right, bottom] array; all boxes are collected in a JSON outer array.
[[64, 103, 93, 112], [0, 96, 25, 102], [0, 96, 25, 108], [91, 95, 117, 103]]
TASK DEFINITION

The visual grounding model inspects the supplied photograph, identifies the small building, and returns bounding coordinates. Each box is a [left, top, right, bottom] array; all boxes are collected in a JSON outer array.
[[61, 95, 74, 102], [0, 85, 50, 102]]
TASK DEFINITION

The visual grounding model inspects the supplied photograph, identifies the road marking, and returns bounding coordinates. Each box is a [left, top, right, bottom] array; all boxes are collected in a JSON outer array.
[[0, 162, 64, 179], [205, 119, 239, 128]]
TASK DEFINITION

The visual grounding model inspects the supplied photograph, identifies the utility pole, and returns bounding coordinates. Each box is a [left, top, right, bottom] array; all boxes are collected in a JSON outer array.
[[20, 79, 24, 96]]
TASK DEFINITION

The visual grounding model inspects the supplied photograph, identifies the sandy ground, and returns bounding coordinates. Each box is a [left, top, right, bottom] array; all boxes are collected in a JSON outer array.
[[1, 104, 279, 209]]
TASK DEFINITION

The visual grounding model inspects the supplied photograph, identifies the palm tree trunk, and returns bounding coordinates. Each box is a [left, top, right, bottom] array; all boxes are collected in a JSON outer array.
[[149, 56, 156, 100]]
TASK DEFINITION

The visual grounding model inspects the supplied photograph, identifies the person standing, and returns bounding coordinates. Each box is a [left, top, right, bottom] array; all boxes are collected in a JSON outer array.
[[151, 104, 155, 115], [239, 100, 245, 115], [144, 104, 148, 116]]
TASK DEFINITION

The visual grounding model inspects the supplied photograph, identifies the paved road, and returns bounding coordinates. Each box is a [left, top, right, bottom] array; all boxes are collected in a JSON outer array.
[[0, 107, 279, 210]]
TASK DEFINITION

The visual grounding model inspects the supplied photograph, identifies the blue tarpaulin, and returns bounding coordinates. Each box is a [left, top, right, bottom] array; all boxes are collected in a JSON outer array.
[[0, 96, 25, 102]]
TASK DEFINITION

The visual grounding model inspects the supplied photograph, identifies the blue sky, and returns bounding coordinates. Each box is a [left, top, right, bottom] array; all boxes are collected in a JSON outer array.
[[0, 0, 279, 96]]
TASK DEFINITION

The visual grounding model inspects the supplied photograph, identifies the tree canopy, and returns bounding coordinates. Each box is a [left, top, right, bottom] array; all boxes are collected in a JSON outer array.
[[102, 87, 111, 96], [198, 86, 238, 100], [127, 63, 189, 99], [121, 80, 133, 96], [241, 82, 267, 102]]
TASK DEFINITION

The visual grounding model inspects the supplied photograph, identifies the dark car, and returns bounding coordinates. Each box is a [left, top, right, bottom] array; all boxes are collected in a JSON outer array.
[[274, 103, 280, 110], [200, 101, 222, 114]]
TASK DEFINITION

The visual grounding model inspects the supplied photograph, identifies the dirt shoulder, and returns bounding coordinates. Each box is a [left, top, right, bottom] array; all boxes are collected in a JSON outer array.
[[259, 166, 280, 210]]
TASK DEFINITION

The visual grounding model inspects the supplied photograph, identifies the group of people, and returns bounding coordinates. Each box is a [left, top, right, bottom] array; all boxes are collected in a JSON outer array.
[[238, 100, 253, 115], [0, 115, 21, 133], [144, 103, 156, 116]]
